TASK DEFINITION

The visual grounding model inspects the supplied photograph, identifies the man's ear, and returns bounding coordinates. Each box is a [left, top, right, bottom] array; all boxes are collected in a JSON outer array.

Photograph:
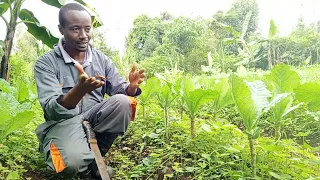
[[58, 25, 64, 35]]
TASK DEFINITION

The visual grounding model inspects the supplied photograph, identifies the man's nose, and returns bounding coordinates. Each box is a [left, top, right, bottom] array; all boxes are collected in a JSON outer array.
[[79, 29, 88, 39]]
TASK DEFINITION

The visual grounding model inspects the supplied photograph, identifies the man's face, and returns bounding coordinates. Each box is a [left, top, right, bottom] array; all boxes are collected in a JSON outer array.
[[59, 10, 92, 52]]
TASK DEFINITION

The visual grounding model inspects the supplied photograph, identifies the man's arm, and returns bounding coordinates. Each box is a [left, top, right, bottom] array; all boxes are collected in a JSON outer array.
[[34, 57, 80, 121], [34, 57, 104, 120], [59, 62, 104, 109]]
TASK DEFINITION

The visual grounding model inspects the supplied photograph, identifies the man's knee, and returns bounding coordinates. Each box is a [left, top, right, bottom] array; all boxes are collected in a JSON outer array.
[[110, 94, 131, 110]]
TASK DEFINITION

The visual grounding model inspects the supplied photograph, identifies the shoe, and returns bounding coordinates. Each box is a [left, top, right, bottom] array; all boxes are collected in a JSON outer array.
[[90, 161, 114, 180]]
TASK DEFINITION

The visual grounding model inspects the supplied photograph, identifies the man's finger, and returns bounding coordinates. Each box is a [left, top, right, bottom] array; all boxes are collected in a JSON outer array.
[[74, 62, 84, 74], [138, 69, 145, 74], [131, 63, 137, 73], [140, 73, 146, 78]]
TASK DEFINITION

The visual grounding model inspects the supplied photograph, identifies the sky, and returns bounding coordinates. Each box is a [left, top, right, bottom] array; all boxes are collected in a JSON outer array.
[[1, 0, 320, 54]]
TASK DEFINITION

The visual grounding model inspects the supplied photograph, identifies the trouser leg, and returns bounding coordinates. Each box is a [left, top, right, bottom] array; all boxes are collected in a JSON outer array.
[[40, 94, 136, 177], [41, 116, 94, 177], [83, 94, 134, 155]]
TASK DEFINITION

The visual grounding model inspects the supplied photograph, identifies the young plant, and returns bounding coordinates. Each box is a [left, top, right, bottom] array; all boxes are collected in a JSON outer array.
[[138, 77, 161, 119], [180, 77, 217, 138], [155, 82, 176, 140], [198, 76, 233, 120], [0, 80, 34, 142], [265, 64, 301, 140], [229, 74, 272, 177]]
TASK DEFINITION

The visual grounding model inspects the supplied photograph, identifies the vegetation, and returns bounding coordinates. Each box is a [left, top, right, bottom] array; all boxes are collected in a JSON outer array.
[[0, 0, 320, 179]]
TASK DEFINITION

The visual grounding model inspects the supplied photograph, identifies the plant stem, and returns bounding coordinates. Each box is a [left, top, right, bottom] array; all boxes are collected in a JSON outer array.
[[191, 117, 195, 138], [142, 105, 146, 119], [248, 136, 256, 177], [164, 106, 169, 140], [275, 125, 281, 141]]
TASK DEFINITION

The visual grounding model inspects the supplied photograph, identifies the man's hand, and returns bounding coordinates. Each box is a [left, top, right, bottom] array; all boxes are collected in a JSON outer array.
[[74, 62, 105, 93], [127, 63, 145, 96], [59, 62, 105, 109]]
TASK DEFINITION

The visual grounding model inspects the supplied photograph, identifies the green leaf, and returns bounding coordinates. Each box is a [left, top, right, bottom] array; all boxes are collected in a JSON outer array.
[[295, 83, 320, 111], [5, 171, 20, 180], [266, 64, 300, 123], [230, 74, 271, 133], [240, 11, 252, 41], [0, 78, 15, 93], [180, 77, 195, 96], [41, 0, 103, 27], [213, 77, 233, 111], [139, 77, 161, 105], [0, 110, 34, 141], [19, 9, 59, 48], [0, 1, 11, 16], [269, 171, 281, 179], [0, 93, 11, 127], [184, 89, 217, 118], [15, 79, 31, 103], [268, 19, 278, 38], [267, 64, 300, 93], [156, 84, 176, 108]]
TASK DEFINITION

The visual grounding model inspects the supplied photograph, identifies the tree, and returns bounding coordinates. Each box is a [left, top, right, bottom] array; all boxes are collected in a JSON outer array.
[[125, 14, 164, 62], [0, 0, 102, 80]]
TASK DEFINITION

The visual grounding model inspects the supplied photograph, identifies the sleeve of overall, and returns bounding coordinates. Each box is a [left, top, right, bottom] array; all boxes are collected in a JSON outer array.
[[104, 55, 142, 97], [34, 57, 80, 121]]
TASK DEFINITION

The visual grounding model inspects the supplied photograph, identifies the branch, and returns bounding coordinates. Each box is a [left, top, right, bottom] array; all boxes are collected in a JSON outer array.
[[0, 15, 9, 29]]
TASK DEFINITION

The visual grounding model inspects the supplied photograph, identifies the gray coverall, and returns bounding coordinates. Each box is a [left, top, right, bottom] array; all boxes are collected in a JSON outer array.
[[34, 44, 140, 177]]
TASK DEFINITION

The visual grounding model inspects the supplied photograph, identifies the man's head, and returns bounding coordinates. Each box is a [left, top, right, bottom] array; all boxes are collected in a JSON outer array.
[[58, 3, 92, 52]]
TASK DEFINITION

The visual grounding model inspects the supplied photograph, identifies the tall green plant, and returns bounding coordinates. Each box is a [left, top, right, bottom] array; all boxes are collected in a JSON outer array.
[[154, 76, 176, 140], [180, 77, 217, 138], [138, 77, 161, 119], [265, 64, 301, 140], [229, 74, 271, 176]]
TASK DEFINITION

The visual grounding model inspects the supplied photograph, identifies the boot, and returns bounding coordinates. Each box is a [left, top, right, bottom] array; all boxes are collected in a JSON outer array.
[[90, 160, 114, 179]]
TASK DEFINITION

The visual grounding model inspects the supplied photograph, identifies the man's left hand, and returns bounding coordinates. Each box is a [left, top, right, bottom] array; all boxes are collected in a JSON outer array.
[[127, 63, 145, 95]]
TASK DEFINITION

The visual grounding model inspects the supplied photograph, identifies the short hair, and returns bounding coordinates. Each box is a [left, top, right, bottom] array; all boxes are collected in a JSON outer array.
[[59, 3, 90, 27]]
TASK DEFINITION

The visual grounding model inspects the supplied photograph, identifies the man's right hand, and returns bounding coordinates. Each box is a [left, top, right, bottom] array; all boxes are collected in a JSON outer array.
[[74, 62, 105, 93], [58, 62, 105, 109]]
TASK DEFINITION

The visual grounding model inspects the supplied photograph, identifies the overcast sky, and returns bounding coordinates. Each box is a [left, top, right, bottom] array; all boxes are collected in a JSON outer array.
[[1, 0, 320, 53]]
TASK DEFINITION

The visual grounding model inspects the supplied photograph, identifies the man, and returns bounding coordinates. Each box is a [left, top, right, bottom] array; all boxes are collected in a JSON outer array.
[[34, 3, 145, 179]]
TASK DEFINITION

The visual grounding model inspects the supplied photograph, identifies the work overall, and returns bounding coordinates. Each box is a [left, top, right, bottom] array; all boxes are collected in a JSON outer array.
[[34, 43, 139, 177]]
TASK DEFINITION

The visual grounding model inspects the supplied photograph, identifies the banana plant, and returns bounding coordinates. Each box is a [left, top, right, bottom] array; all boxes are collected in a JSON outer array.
[[0, 0, 102, 79], [179, 77, 217, 138], [265, 64, 301, 140], [138, 76, 161, 119]]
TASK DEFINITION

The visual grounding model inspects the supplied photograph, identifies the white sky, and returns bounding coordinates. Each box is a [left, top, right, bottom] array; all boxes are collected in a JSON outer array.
[[1, 0, 320, 53]]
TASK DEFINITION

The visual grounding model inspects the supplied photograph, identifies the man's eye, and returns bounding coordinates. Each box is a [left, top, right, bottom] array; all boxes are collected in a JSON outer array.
[[72, 27, 79, 31], [86, 28, 91, 32]]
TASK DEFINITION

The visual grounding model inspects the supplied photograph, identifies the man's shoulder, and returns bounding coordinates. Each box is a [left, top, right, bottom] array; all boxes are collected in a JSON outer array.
[[37, 49, 57, 61], [35, 49, 59, 68], [91, 47, 112, 61]]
